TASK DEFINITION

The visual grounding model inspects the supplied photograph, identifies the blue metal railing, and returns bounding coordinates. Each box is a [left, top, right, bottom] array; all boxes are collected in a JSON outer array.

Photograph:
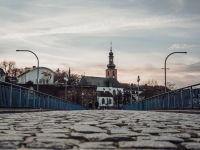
[[0, 80, 86, 110], [123, 83, 200, 110]]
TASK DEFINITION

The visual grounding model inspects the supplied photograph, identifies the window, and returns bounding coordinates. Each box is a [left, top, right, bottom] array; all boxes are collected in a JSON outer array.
[[102, 98, 105, 104], [113, 71, 115, 76], [107, 98, 108, 104], [108, 72, 109, 76], [113, 90, 116, 96], [109, 99, 112, 104]]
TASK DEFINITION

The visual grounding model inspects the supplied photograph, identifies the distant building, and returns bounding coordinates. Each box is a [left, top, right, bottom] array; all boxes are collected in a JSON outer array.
[[0, 68, 5, 82], [7, 77, 18, 83], [17, 66, 55, 84], [78, 41, 123, 109]]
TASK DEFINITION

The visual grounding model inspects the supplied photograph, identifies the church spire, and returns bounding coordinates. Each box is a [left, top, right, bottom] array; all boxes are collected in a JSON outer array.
[[107, 41, 115, 69], [110, 41, 112, 52]]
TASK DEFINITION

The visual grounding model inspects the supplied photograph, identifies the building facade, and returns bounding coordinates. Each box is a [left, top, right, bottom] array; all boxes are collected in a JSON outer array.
[[78, 41, 123, 109], [0, 68, 5, 82], [17, 67, 55, 84], [106, 41, 117, 79]]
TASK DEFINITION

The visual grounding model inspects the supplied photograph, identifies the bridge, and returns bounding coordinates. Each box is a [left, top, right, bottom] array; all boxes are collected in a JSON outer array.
[[124, 83, 200, 110], [1, 81, 200, 149], [0, 80, 86, 110]]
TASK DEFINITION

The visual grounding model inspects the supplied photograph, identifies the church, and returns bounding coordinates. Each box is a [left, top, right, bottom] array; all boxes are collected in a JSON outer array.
[[78, 42, 124, 109]]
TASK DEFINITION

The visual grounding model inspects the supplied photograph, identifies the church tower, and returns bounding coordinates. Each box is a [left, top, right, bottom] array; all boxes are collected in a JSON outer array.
[[106, 41, 117, 79]]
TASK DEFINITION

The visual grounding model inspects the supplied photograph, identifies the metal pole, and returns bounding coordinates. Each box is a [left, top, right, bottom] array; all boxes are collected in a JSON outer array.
[[16, 50, 39, 92], [164, 52, 187, 93], [130, 86, 132, 105], [138, 82, 139, 102], [82, 94, 83, 106]]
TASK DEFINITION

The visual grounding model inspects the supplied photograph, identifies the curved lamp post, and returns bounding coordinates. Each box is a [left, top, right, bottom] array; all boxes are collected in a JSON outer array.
[[82, 92, 84, 106], [164, 52, 187, 93], [16, 50, 39, 92], [137, 76, 140, 102], [64, 75, 68, 102], [130, 83, 133, 104]]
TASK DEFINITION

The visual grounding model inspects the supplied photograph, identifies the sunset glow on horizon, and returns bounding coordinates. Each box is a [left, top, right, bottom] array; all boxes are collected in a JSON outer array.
[[1, 0, 200, 88]]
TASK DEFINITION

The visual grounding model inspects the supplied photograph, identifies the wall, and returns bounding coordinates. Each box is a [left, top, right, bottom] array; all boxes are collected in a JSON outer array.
[[18, 84, 97, 109], [0, 75, 5, 82], [97, 87, 123, 95], [105, 69, 117, 79], [98, 97, 113, 107], [18, 68, 54, 84]]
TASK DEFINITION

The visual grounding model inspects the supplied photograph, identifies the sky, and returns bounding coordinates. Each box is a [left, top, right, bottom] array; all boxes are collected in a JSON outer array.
[[0, 0, 200, 88]]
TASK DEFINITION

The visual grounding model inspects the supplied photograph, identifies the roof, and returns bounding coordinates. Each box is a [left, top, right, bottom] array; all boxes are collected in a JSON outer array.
[[17, 67, 55, 78], [0, 68, 5, 75], [97, 91, 113, 97], [78, 76, 123, 88]]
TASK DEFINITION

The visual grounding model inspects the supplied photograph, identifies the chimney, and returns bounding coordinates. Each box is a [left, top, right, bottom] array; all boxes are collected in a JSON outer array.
[[33, 66, 36, 69]]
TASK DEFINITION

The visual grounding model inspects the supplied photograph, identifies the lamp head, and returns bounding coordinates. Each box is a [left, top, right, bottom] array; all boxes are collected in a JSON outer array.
[[16, 50, 19, 52], [64, 75, 68, 81], [137, 76, 140, 82]]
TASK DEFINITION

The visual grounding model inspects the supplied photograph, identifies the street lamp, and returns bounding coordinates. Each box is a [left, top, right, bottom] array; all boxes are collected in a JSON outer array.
[[137, 76, 140, 102], [16, 50, 39, 92], [122, 91, 124, 108], [130, 83, 133, 105], [82, 92, 84, 106], [164, 52, 187, 93], [64, 75, 68, 102]]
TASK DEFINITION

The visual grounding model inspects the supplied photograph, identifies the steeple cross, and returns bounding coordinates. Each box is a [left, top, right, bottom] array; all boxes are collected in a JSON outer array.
[[110, 41, 112, 51]]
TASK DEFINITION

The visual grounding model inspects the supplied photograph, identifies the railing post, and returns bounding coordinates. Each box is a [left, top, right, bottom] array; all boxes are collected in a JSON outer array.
[[38, 94, 40, 109], [33, 91, 35, 108], [155, 98, 156, 109], [190, 86, 193, 109], [9, 85, 12, 108], [168, 93, 170, 109], [174, 92, 176, 109], [159, 96, 160, 109], [181, 89, 183, 109], [175, 92, 177, 108], [163, 95, 165, 109], [18, 87, 21, 107], [48, 96, 49, 109], [26, 90, 29, 108]]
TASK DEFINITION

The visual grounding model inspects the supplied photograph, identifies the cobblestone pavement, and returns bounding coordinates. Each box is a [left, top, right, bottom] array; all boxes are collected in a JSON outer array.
[[0, 110, 200, 150]]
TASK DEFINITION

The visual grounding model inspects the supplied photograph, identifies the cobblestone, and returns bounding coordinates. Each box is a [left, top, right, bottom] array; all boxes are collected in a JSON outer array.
[[0, 110, 200, 149]]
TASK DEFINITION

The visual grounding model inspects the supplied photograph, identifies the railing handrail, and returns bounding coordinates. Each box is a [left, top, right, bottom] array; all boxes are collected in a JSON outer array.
[[131, 83, 200, 104], [0, 80, 84, 107]]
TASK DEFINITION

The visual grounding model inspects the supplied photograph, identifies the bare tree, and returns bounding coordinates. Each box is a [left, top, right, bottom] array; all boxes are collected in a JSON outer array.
[[166, 82, 176, 90], [7, 61, 16, 77], [12, 68, 20, 77], [1, 60, 8, 74]]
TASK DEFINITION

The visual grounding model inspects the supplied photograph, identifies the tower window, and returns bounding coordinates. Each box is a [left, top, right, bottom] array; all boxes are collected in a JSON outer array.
[[108, 72, 109, 76], [113, 71, 115, 76]]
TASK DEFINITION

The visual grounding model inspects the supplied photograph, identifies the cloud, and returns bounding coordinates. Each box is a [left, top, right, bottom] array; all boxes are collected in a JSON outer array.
[[1, 15, 200, 39], [168, 44, 197, 49]]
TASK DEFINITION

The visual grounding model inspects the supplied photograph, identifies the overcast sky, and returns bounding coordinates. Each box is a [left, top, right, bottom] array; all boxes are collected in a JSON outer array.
[[1, 0, 200, 88]]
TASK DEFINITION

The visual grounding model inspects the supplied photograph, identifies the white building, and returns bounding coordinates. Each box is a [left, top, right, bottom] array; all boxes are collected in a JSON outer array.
[[0, 68, 5, 82], [17, 67, 55, 84], [78, 42, 124, 109]]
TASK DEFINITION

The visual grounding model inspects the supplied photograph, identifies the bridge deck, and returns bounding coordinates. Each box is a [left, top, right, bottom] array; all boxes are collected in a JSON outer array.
[[0, 110, 200, 149]]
